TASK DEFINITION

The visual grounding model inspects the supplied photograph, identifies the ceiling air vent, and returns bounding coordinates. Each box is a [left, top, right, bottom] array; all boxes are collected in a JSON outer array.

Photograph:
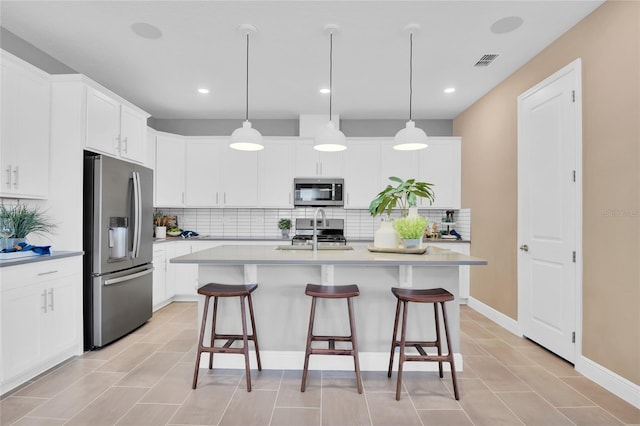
[[474, 54, 499, 67]]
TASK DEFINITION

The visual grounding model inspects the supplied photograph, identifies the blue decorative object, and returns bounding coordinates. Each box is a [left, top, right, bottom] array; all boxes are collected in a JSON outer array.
[[180, 230, 199, 239], [1, 241, 51, 254]]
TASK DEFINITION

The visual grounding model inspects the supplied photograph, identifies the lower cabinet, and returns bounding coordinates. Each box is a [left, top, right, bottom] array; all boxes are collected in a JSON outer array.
[[152, 245, 168, 310], [0, 256, 83, 394]]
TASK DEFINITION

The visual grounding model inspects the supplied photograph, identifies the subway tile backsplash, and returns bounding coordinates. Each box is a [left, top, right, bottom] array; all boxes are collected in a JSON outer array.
[[158, 207, 472, 241]]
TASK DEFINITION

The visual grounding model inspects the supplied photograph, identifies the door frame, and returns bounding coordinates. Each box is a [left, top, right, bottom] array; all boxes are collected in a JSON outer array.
[[517, 58, 583, 362]]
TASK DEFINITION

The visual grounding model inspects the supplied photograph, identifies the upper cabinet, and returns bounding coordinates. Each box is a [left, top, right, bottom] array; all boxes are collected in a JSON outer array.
[[155, 133, 186, 207], [343, 140, 380, 209], [294, 139, 343, 177], [419, 137, 461, 209], [86, 86, 149, 164], [0, 51, 51, 199], [258, 140, 294, 207]]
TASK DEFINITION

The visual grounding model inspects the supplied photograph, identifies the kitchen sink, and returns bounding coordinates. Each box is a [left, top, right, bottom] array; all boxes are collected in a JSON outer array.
[[276, 245, 354, 251]]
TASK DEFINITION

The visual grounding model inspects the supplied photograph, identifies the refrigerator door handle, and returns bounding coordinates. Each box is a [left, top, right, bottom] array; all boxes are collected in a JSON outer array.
[[103, 268, 153, 286], [131, 171, 141, 258]]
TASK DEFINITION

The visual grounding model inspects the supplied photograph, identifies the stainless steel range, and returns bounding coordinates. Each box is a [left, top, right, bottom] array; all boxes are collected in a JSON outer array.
[[291, 218, 347, 246]]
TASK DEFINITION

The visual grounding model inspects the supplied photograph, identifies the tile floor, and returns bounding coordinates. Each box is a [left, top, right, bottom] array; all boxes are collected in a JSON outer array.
[[2, 302, 639, 425]]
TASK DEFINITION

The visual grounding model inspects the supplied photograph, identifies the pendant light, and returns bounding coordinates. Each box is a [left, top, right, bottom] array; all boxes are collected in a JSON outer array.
[[394, 24, 428, 151], [230, 24, 264, 151], [314, 24, 347, 152]]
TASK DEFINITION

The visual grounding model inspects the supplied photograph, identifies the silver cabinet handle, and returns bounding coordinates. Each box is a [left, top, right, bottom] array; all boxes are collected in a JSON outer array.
[[115, 135, 121, 151], [122, 136, 128, 153], [38, 270, 59, 276], [48, 288, 54, 311], [12, 166, 19, 188], [519, 244, 529, 252], [42, 290, 48, 313], [5, 165, 11, 188]]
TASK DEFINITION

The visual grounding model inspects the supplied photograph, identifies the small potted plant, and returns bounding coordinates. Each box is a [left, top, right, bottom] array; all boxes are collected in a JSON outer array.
[[278, 218, 292, 239], [0, 204, 56, 249], [393, 215, 429, 248]]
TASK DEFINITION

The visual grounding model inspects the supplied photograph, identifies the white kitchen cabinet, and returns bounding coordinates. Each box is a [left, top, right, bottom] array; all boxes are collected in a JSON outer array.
[[0, 51, 50, 199], [165, 242, 198, 299], [152, 245, 168, 311], [1, 256, 83, 394], [155, 133, 186, 207], [419, 137, 461, 209], [343, 140, 381, 209], [294, 139, 343, 177], [146, 127, 156, 170], [220, 145, 258, 207], [258, 140, 294, 207], [379, 140, 421, 187], [185, 140, 221, 207], [85, 86, 148, 164]]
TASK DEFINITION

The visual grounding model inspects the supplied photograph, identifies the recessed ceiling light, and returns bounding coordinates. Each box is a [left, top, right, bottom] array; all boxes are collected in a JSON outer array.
[[198, 88, 210, 94], [444, 87, 456, 94], [319, 88, 330, 94], [131, 22, 162, 39], [490, 16, 523, 34]]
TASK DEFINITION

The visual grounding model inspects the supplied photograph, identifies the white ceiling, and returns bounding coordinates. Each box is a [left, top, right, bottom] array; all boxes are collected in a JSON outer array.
[[1, 1, 603, 120]]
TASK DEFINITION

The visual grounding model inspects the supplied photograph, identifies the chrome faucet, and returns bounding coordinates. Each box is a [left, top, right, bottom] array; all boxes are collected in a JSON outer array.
[[312, 208, 327, 252]]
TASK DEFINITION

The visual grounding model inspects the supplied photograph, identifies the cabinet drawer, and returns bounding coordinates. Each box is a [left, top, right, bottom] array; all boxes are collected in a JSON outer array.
[[1, 257, 80, 292]]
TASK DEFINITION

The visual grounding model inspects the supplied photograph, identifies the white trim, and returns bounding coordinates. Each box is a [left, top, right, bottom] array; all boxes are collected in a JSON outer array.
[[199, 350, 463, 372], [467, 296, 522, 337], [575, 355, 640, 409]]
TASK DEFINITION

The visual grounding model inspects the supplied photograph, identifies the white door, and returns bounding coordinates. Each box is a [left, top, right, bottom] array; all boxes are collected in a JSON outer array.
[[518, 59, 581, 363]]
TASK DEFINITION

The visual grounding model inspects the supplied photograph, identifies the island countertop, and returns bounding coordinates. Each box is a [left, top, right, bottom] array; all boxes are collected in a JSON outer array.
[[170, 244, 487, 266]]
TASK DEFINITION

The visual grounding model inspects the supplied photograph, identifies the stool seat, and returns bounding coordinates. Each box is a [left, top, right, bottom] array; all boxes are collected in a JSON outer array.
[[301, 283, 363, 394], [193, 282, 261, 392], [391, 287, 453, 303], [198, 283, 258, 297], [305, 283, 359, 298], [388, 286, 459, 401]]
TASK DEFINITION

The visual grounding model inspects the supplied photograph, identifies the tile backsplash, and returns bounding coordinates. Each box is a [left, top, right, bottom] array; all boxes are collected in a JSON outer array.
[[157, 207, 471, 241]]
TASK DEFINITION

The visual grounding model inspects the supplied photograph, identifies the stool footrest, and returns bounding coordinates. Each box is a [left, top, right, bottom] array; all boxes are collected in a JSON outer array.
[[199, 346, 245, 355], [405, 354, 452, 362], [312, 335, 353, 342], [310, 348, 355, 356]]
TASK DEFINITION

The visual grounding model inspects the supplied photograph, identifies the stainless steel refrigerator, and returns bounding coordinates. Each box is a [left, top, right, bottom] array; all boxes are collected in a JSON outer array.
[[83, 152, 154, 349]]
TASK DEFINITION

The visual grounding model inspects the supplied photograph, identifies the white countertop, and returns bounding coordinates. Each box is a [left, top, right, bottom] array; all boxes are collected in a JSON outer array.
[[0, 250, 84, 268], [170, 244, 486, 266]]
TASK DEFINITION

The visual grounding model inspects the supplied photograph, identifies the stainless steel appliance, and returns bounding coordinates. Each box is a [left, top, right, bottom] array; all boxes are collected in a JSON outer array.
[[291, 218, 348, 246], [293, 178, 344, 207], [83, 152, 154, 349]]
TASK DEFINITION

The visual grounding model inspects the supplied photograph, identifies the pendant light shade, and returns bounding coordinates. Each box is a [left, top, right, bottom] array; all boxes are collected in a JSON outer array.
[[315, 24, 346, 152], [394, 24, 428, 151], [230, 24, 263, 151]]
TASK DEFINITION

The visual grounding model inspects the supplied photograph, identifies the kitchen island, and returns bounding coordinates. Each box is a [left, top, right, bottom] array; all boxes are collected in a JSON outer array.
[[171, 244, 487, 372]]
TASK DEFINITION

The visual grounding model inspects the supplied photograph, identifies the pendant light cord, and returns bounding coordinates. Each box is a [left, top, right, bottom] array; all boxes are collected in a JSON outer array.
[[409, 32, 413, 121], [245, 32, 249, 122], [329, 32, 333, 121]]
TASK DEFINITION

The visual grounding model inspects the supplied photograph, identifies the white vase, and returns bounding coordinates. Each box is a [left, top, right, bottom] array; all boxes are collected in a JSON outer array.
[[155, 226, 166, 239], [374, 221, 400, 248]]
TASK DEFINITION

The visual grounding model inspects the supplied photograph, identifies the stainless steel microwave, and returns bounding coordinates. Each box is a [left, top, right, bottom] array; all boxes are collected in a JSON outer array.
[[293, 178, 344, 207]]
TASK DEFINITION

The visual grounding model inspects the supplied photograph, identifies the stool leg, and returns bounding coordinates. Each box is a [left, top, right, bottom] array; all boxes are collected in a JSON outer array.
[[347, 297, 363, 394], [247, 293, 262, 371], [301, 296, 317, 392], [208, 296, 219, 370], [434, 302, 444, 378], [193, 295, 211, 389], [388, 299, 401, 378], [239, 295, 252, 392], [396, 300, 408, 401], [441, 301, 459, 400]]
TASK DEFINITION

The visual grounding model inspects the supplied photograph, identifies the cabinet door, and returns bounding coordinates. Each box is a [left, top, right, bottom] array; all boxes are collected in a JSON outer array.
[[166, 243, 196, 297], [419, 137, 461, 208], [258, 140, 294, 207], [1, 284, 42, 381], [185, 140, 222, 207], [379, 141, 420, 187], [0, 54, 50, 199], [318, 151, 344, 177], [86, 87, 120, 156], [119, 104, 147, 163], [152, 245, 167, 308], [220, 144, 258, 207], [155, 134, 186, 207], [294, 140, 319, 177], [343, 140, 380, 208], [41, 273, 81, 357]]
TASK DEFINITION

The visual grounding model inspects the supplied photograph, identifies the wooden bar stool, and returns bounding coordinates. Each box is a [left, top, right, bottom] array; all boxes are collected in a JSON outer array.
[[192, 283, 262, 391], [301, 284, 363, 394], [387, 287, 459, 401]]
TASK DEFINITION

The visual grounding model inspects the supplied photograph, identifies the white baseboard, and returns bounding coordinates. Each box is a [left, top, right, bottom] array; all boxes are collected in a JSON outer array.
[[199, 350, 463, 372], [467, 296, 521, 336], [469, 297, 639, 409], [575, 355, 640, 409]]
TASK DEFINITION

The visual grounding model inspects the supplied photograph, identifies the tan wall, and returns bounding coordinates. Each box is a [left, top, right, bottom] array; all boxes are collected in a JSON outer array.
[[454, 0, 639, 385]]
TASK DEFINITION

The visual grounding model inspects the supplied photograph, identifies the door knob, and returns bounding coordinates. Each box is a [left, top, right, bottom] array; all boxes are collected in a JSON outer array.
[[519, 244, 529, 252]]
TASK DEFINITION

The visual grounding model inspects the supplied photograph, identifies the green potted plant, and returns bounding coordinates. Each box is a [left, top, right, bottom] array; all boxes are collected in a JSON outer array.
[[278, 218, 292, 239], [393, 215, 429, 248], [0, 204, 56, 248], [368, 176, 435, 218]]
